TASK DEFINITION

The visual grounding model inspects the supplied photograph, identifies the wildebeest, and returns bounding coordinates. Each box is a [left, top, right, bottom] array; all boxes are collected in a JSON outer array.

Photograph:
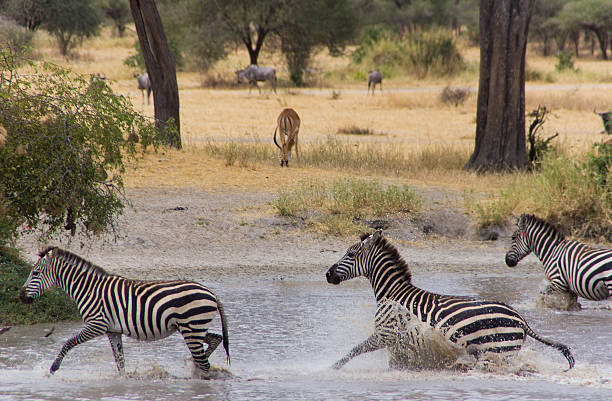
[[594, 108, 612, 134], [134, 72, 152, 105], [368, 70, 382, 95], [235, 65, 277, 94]]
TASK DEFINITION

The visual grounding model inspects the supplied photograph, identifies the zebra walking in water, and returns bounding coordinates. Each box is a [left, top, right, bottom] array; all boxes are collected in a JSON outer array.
[[326, 230, 574, 370], [506, 213, 612, 303], [19, 247, 229, 378]]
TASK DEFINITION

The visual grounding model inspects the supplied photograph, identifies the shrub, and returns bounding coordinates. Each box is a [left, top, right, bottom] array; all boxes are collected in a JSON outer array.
[[0, 247, 80, 325], [439, 86, 470, 107], [0, 18, 33, 58], [555, 50, 576, 72], [271, 178, 421, 235], [0, 50, 165, 245]]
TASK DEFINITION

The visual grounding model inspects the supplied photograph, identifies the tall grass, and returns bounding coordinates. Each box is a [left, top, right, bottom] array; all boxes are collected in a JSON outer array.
[[466, 148, 612, 239], [271, 178, 421, 236], [201, 136, 470, 176]]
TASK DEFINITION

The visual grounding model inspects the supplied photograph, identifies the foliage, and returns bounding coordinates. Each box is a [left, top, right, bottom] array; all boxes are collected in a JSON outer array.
[[0, 247, 80, 325], [352, 27, 464, 79], [99, 0, 131, 37], [0, 0, 52, 31], [526, 106, 559, 169], [468, 147, 612, 240], [43, 0, 102, 56], [0, 50, 165, 245], [557, 0, 612, 59], [555, 50, 576, 71], [0, 18, 33, 58], [271, 178, 421, 236]]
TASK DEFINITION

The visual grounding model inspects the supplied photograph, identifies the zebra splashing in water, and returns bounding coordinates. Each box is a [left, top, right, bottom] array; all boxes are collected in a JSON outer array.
[[506, 213, 612, 303], [326, 230, 574, 370], [19, 247, 229, 378]]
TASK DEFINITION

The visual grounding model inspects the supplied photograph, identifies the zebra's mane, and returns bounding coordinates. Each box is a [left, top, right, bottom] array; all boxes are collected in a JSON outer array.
[[522, 214, 565, 241], [373, 234, 412, 283], [44, 247, 111, 277]]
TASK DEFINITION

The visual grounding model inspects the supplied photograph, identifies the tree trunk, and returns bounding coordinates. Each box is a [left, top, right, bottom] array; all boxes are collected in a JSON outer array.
[[464, 0, 534, 173], [129, 0, 181, 149]]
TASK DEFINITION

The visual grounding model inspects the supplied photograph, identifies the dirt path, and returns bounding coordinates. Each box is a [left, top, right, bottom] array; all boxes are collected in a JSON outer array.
[[16, 187, 514, 280]]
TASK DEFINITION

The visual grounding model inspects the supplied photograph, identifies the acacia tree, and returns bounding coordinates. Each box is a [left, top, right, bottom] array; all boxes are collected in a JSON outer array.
[[464, 0, 535, 173], [45, 0, 102, 56], [557, 0, 612, 60], [129, 0, 181, 148], [277, 0, 357, 85], [1, 0, 51, 31]]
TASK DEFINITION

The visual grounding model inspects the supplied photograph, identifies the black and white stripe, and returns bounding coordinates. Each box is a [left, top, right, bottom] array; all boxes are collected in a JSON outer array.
[[20, 246, 229, 377], [326, 230, 574, 370], [506, 213, 612, 301]]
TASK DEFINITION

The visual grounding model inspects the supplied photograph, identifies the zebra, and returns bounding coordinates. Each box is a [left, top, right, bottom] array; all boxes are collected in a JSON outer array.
[[325, 230, 574, 370], [273, 108, 301, 167], [505, 213, 612, 303], [19, 246, 229, 378]]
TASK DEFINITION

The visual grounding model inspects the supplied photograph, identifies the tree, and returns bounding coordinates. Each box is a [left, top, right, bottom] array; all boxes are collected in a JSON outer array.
[[211, 0, 289, 66], [0, 0, 51, 31], [129, 0, 181, 148], [0, 50, 164, 245], [278, 0, 357, 85], [557, 0, 612, 60], [464, 0, 535, 173], [99, 0, 131, 37], [44, 0, 102, 56]]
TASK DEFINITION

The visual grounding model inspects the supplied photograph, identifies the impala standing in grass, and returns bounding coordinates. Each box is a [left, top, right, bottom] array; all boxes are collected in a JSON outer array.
[[274, 108, 301, 167]]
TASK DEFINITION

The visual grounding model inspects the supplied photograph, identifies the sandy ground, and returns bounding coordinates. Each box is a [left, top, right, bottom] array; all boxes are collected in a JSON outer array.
[[16, 186, 512, 280]]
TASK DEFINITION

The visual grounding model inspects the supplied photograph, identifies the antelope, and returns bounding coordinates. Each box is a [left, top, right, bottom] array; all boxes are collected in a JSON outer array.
[[274, 108, 301, 167], [134, 72, 152, 105], [368, 70, 382, 95]]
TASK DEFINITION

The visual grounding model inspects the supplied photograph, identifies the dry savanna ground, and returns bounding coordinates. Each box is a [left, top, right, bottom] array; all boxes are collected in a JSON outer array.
[[29, 28, 612, 221]]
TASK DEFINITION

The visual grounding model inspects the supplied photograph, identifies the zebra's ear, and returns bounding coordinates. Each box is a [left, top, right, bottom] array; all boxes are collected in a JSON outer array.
[[518, 214, 529, 229]]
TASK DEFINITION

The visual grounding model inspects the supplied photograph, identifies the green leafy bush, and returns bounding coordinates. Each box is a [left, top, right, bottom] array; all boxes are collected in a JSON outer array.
[[0, 50, 166, 245], [0, 247, 80, 325]]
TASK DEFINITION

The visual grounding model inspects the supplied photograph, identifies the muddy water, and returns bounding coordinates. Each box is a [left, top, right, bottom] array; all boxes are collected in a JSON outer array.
[[2, 266, 612, 401]]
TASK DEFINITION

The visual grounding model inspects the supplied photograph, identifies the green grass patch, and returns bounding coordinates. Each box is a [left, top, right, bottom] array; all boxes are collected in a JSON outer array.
[[465, 147, 612, 239], [271, 178, 421, 236], [0, 247, 80, 325]]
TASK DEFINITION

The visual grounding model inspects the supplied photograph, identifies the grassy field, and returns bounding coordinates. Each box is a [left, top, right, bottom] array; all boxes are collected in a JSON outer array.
[[25, 27, 612, 234]]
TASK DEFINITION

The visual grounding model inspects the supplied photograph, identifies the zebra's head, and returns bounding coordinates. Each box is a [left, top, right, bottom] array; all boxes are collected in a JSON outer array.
[[19, 246, 59, 304], [505, 214, 534, 267], [326, 230, 382, 285]]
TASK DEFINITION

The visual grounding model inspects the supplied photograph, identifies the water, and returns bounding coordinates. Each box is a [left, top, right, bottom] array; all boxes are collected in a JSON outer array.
[[2, 265, 612, 401]]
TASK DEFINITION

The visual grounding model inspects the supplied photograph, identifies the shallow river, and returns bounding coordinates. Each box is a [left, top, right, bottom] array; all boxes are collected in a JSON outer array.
[[2, 264, 611, 401]]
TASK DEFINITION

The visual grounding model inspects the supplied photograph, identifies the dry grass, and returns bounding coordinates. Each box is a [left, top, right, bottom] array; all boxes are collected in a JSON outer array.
[[25, 27, 610, 197]]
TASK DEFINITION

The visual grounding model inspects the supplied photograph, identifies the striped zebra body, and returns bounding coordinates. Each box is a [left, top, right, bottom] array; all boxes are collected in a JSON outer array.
[[274, 108, 301, 167], [326, 230, 574, 370], [506, 214, 612, 301], [20, 247, 229, 377]]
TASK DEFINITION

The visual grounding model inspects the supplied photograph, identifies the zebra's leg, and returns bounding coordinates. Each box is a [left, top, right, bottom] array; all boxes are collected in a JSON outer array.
[[50, 321, 107, 374], [178, 325, 212, 379], [107, 333, 125, 374], [202, 332, 223, 360], [332, 333, 387, 369]]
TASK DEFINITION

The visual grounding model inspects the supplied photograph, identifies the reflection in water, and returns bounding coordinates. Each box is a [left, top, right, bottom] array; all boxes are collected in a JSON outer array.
[[1, 268, 612, 401]]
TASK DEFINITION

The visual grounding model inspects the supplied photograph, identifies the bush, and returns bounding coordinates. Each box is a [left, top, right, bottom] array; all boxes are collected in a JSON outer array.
[[271, 178, 421, 235], [351, 27, 464, 79], [555, 50, 575, 72], [0, 247, 80, 325], [0, 18, 33, 58], [0, 50, 166, 245]]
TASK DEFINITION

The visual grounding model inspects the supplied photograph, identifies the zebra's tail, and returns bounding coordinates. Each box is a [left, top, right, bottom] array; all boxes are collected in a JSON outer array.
[[524, 322, 574, 370], [273, 127, 281, 150], [217, 299, 230, 365]]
